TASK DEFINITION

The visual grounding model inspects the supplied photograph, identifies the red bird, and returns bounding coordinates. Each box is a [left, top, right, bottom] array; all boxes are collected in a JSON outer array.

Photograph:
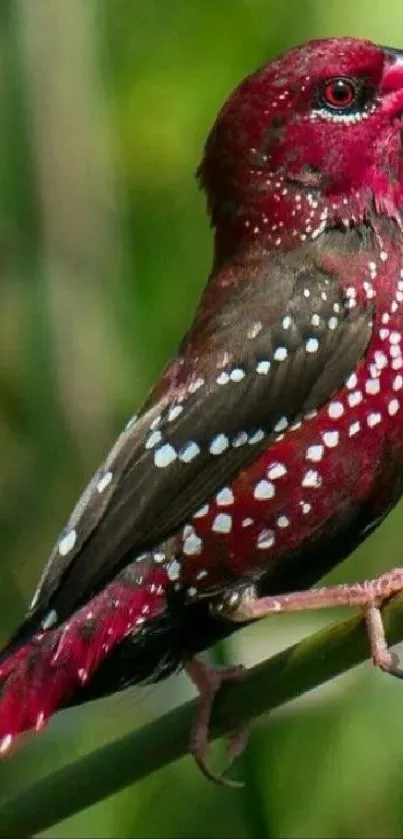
[[2, 36, 403, 784]]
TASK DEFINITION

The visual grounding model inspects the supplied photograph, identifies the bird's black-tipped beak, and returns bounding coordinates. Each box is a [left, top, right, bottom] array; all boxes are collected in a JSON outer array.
[[383, 46, 403, 62], [382, 46, 403, 94]]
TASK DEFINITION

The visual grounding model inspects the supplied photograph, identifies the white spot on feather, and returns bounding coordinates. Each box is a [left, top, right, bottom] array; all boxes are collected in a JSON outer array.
[[306, 444, 324, 462], [188, 377, 204, 394], [168, 404, 183, 422], [232, 431, 248, 448], [322, 430, 339, 448], [374, 351, 388, 370], [194, 504, 209, 518], [230, 368, 245, 382], [302, 469, 322, 488], [365, 379, 380, 396], [328, 401, 344, 419], [274, 346, 288, 361], [248, 429, 265, 444], [216, 487, 234, 505], [145, 430, 162, 450], [367, 412, 382, 428], [274, 417, 288, 433], [306, 338, 319, 353], [125, 413, 138, 431], [59, 529, 77, 556], [348, 391, 362, 407], [183, 533, 202, 555], [253, 480, 275, 500], [41, 609, 58, 630], [154, 444, 177, 468], [257, 529, 275, 549], [208, 432, 230, 456], [167, 558, 182, 579], [388, 399, 400, 416], [179, 442, 200, 462], [267, 462, 287, 480], [212, 513, 232, 533], [345, 373, 357, 390], [97, 471, 113, 493], [248, 321, 263, 339]]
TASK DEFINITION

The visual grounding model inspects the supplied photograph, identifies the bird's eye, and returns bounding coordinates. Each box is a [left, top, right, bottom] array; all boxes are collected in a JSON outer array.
[[319, 77, 358, 112]]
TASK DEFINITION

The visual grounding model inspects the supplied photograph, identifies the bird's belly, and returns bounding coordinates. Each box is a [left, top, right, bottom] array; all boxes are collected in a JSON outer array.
[[176, 328, 403, 598]]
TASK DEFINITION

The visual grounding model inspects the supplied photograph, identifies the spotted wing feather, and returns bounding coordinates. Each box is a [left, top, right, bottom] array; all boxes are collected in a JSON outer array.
[[24, 252, 373, 628]]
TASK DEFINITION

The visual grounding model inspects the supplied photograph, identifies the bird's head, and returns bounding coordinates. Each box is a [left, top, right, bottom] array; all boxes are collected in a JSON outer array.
[[199, 38, 403, 260]]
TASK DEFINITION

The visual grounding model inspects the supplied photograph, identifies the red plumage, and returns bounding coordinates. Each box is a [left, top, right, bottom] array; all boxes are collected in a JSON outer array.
[[3, 36, 403, 781], [0, 569, 168, 753]]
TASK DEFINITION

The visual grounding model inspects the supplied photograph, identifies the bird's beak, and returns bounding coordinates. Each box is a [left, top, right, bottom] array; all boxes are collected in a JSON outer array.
[[382, 46, 403, 93], [383, 47, 403, 61]]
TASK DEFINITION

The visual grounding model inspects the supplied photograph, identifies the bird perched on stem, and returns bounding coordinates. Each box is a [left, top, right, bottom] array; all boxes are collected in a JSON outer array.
[[2, 36, 403, 784]]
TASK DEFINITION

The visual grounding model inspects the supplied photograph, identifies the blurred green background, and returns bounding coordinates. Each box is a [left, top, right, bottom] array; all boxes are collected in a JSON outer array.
[[2, 1, 403, 836]]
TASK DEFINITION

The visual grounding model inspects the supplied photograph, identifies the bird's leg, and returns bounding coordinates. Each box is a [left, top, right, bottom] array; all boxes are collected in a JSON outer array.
[[363, 605, 401, 675], [185, 657, 248, 786], [185, 568, 403, 785], [213, 568, 403, 677]]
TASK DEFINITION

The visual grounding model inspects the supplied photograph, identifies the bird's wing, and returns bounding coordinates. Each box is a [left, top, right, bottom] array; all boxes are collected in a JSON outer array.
[[27, 249, 373, 624]]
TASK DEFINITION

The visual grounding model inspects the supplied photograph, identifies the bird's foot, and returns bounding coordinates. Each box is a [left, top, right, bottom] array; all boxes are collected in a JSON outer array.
[[185, 657, 248, 787], [212, 569, 403, 678]]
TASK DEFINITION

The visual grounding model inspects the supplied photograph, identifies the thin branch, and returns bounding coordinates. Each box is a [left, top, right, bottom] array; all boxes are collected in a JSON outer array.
[[1, 594, 403, 838]]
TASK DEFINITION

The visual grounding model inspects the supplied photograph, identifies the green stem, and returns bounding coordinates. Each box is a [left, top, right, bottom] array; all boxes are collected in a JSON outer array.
[[1, 595, 403, 838], [213, 639, 273, 838]]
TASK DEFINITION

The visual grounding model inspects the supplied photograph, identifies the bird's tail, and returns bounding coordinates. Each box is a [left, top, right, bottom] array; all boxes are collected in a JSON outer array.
[[0, 564, 168, 754]]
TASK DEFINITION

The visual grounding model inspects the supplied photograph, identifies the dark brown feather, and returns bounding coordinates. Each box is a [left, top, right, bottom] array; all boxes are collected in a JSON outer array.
[[27, 241, 373, 625]]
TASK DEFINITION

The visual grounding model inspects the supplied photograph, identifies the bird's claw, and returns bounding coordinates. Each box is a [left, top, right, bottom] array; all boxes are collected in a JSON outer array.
[[186, 658, 248, 787]]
